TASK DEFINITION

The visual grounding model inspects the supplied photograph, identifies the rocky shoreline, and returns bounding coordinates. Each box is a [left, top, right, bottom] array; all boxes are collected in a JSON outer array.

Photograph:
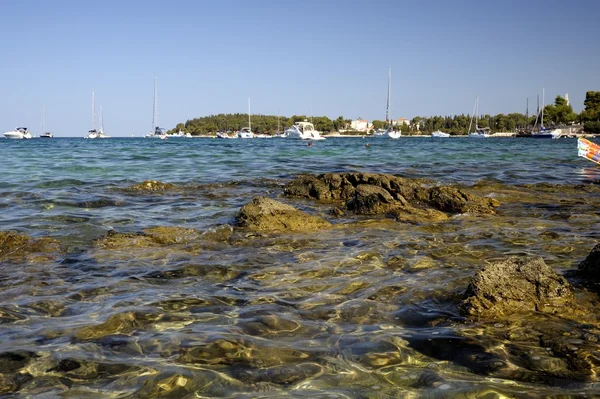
[[1, 172, 600, 395]]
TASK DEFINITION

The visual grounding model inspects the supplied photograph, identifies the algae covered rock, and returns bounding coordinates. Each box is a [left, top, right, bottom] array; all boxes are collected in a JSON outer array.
[[0, 231, 60, 262], [459, 256, 574, 318], [236, 197, 331, 232], [346, 184, 398, 215], [393, 205, 449, 224], [128, 180, 175, 191], [578, 243, 600, 277], [285, 172, 498, 218], [426, 186, 498, 214], [94, 226, 199, 249]]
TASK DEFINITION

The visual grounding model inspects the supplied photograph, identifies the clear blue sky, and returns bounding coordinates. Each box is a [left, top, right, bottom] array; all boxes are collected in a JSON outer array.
[[1, 0, 598, 136]]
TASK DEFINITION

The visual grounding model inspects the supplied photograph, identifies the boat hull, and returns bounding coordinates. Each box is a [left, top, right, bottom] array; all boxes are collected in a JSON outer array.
[[4, 131, 32, 139]]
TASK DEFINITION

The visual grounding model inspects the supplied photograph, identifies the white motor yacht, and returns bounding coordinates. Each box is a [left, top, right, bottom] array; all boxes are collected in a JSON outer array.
[[4, 127, 32, 139], [431, 130, 450, 138], [237, 127, 254, 139], [284, 121, 325, 140]]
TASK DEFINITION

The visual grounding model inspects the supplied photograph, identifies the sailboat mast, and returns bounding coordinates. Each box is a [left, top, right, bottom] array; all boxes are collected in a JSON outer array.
[[99, 105, 104, 133], [525, 98, 529, 132], [92, 91, 96, 130], [541, 88, 545, 128], [475, 94, 479, 128], [385, 67, 391, 126], [152, 76, 157, 131], [41, 105, 45, 134], [248, 97, 251, 132]]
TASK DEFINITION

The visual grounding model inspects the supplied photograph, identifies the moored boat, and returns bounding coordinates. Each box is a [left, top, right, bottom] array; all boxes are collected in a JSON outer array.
[[578, 137, 600, 165], [431, 130, 450, 138], [283, 121, 325, 140], [468, 95, 490, 138], [4, 127, 32, 139]]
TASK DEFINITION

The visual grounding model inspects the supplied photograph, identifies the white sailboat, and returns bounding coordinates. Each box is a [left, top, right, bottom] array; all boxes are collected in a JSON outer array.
[[375, 67, 401, 139], [145, 76, 167, 139], [86, 91, 100, 139], [97, 105, 110, 138], [237, 97, 255, 139], [467, 95, 490, 138], [531, 88, 559, 139], [39, 105, 53, 138]]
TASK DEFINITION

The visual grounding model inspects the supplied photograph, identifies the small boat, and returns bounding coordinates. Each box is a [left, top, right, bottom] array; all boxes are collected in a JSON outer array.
[[85, 92, 110, 138], [237, 97, 254, 139], [4, 127, 32, 139], [39, 105, 53, 138], [431, 130, 450, 138], [531, 89, 560, 139], [468, 95, 490, 138], [167, 129, 192, 138], [216, 131, 234, 139], [578, 137, 600, 165], [237, 127, 254, 139], [283, 121, 325, 140], [145, 77, 167, 139], [380, 67, 401, 139]]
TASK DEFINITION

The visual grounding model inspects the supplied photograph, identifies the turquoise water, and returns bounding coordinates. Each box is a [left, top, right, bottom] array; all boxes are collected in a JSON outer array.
[[1, 136, 600, 397]]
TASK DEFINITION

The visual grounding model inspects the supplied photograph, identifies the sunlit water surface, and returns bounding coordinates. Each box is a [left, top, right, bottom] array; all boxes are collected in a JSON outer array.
[[1, 137, 599, 398]]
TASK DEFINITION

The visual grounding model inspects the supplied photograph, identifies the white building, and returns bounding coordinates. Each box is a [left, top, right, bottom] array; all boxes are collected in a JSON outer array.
[[350, 118, 370, 132], [391, 117, 410, 127]]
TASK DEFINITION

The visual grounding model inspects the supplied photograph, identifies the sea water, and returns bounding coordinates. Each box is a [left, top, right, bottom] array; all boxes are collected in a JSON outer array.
[[0, 136, 599, 397]]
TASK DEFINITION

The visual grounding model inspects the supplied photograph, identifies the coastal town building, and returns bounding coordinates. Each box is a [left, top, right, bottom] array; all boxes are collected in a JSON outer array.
[[391, 117, 410, 127], [350, 118, 371, 132]]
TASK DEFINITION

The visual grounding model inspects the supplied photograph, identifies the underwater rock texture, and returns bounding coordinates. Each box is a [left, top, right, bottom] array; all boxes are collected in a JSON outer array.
[[236, 196, 331, 232], [459, 256, 574, 318]]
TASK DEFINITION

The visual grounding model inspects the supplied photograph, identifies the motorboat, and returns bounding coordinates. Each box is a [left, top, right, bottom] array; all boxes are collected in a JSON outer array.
[[4, 127, 32, 139], [237, 127, 255, 139], [40, 131, 53, 138], [387, 129, 401, 139], [431, 130, 450, 138], [283, 121, 325, 140], [167, 129, 192, 138]]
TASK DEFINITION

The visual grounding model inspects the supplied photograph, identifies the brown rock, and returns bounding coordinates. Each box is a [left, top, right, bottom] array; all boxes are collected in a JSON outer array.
[[128, 180, 175, 191], [393, 205, 449, 224], [459, 256, 574, 318], [426, 186, 498, 214], [346, 184, 398, 215], [578, 243, 600, 276], [285, 172, 498, 217], [236, 197, 331, 232], [0, 231, 60, 262]]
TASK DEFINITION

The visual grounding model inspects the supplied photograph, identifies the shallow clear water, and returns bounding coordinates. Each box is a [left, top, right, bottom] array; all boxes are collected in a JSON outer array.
[[1, 136, 600, 397]]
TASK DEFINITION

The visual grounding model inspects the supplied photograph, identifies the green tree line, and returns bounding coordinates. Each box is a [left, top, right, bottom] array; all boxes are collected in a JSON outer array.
[[171, 92, 599, 136]]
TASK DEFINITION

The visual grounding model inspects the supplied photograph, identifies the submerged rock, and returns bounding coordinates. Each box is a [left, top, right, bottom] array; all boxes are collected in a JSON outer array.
[[459, 256, 574, 318], [285, 172, 498, 220], [127, 180, 175, 191], [94, 227, 199, 249], [236, 196, 331, 232], [0, 231, 60, 262], [578, 243, 600, 277]]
